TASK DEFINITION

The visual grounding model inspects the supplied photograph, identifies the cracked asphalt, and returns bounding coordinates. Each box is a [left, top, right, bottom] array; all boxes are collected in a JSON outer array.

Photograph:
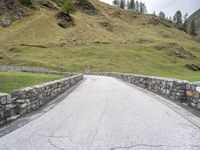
[[0, 75, 200, 150]]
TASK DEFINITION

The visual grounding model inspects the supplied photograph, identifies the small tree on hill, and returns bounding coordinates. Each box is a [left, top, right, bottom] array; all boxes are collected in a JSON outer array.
[[190, 20, 196, 36], [173, 10, 182, 28], [113, 0, 119, 7], [19, 0, 32, 6], [183, 13, 188, 32], [135, 1, 139, 12], [159, 11, 165, 19], [62, 0, 76, 14], [129, 0, 135, 11], [119, 0, 125, 9]]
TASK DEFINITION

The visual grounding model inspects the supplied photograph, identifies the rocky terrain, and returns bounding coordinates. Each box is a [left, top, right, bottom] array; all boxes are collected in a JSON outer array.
[[187, 9, 200, 37]]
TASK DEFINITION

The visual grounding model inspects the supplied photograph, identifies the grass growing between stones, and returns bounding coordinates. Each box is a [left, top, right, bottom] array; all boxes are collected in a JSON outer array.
[[0, 71, 64, 93]]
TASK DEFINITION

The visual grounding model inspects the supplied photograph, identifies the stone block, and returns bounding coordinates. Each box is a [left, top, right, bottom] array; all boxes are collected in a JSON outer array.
[[191, 103, 197, 107], [197, 103, 200, 109]]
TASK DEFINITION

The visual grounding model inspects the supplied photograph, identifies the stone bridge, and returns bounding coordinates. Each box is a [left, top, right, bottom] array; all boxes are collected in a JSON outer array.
[[0, 73, 200, 150]]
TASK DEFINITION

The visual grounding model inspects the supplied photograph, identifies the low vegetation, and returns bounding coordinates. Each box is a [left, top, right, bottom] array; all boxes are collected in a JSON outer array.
[[0, 71, 64, 93], [18, 0, 32, 6]]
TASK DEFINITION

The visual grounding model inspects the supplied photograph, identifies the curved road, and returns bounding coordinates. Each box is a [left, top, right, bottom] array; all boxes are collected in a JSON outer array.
[[0, 76, 200, 150]]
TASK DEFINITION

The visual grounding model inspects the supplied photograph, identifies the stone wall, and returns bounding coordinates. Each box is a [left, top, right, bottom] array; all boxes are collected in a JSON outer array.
[[0, 66, 76, 76], [0, 74, 83, 125], [0, 93, 15, 125], [87, 72, 200, 111], [186, 83, 200, 109]]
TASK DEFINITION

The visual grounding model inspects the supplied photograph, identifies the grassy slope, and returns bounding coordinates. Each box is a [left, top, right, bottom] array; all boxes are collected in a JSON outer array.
[[0, 0, 200, 81], [0, 71, 64, 93]]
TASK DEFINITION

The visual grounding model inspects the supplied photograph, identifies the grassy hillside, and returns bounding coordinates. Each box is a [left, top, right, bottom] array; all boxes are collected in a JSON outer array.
[[0, 0, 200, 81]]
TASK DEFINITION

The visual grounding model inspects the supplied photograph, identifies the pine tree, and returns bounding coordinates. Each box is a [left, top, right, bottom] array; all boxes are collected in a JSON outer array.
[[142, 3, 147, 13], [135, 1, 139, 12], [183, 13, 188, 32], [129, 0, 135, 11], [173, 11, 182, 27], [139, 2, 143, 13], [159, 11, 166, 19], [190, 20, 196, 36], [184, 13, 188, 22], [113, 0, 119, 6], [120, 0, 125, 9], [127, 0, 130, 9], [153, 11, 156, 16]]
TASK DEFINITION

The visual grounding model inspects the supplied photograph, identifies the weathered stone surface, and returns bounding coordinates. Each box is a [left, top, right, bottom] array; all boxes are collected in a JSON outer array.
[[1, 17, 11, 27], [56, 12, 74, 28], [197, 103, 200, 109]]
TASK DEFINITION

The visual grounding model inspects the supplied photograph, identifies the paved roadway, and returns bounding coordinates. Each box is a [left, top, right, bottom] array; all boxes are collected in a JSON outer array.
[[0, 76, 200, 150]]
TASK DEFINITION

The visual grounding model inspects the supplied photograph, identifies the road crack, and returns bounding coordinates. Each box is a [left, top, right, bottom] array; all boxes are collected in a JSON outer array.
[[38, 134, 73, 150], [110, 144, 165, 150], [38, 134, 73, 141], [87, 98, 109, 150], [110, 144, 200, 150], [48, 138, 67, 150]]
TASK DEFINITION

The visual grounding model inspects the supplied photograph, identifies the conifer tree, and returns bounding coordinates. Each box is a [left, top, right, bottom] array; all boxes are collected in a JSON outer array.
[[173, 10, 182, 27], [159, 11, 166, 19], [127, 0, 130, 9], [113, 0, 119, 6], [129, 0, 135, 11], [139, 2, 143, 13], [190, 20, 196, 36], [183, 13, 188, 32], [153, 11, 156, 16], [120, 0, 125, 9], [135, 1, 139, 12]]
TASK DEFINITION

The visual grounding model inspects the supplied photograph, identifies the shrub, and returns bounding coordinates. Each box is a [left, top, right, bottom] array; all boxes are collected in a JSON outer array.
[[61, 0, 76, 14], [18, 0, 32, 6]]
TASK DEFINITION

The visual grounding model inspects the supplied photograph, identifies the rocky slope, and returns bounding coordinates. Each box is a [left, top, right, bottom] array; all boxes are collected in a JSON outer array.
[[187, 9, 200, 37]]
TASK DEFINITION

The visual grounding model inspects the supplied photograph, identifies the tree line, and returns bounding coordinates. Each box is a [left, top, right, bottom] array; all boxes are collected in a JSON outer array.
[[157, 11, 196, 36], [113, 0, 147, 13]]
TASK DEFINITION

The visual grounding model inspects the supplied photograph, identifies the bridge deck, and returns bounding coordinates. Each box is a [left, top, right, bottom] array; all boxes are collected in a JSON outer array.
[[0, 75, 200, 150]]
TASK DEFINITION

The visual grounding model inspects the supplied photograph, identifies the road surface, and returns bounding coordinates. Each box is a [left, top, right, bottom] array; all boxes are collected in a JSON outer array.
[[0, 75, 200, 150]]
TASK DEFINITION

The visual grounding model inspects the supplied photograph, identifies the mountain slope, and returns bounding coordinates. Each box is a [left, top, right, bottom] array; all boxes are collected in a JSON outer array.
[[187, 9, 200, 36], [0, 0, 200, 81]]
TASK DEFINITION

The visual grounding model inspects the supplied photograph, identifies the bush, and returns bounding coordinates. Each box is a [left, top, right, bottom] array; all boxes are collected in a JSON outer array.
[[18, 0, 32, 6], [61, 0, 76, 14]]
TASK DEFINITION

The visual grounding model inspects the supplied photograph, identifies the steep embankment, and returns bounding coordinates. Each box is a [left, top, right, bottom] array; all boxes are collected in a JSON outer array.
[[187, 9, 200, 37], [0, 0, 200, 81]]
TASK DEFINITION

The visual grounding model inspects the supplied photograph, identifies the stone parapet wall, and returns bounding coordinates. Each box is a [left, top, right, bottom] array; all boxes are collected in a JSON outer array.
[[0, 66, 76, 76], [0, 93, 15, 125], [86, 72, 200, 111], [0, 74, 83, 125], [186, 83, 200, 109]]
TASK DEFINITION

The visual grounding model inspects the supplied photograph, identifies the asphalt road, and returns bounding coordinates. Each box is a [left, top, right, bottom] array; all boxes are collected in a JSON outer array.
[[0, 75, 200, 150]]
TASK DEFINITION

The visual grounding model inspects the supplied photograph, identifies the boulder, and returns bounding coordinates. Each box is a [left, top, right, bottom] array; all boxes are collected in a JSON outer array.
[[56, 12, 74, 28], [1, 17, 11, 27]]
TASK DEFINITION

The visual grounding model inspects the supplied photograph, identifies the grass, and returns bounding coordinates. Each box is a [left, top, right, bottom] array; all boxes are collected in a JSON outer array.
[[1, 42, 200, 82], [0, 71, 64, 93]]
